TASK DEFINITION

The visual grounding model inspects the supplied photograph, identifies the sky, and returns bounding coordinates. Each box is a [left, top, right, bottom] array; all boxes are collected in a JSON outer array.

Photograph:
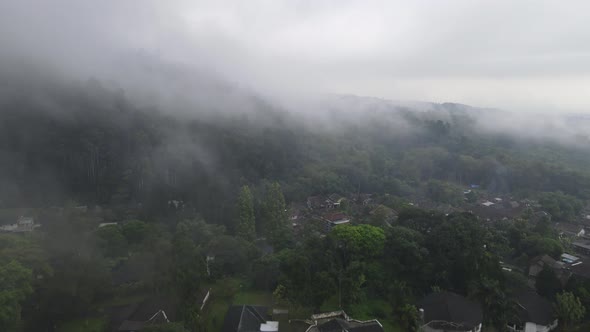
[[1, 0, 590, 112]]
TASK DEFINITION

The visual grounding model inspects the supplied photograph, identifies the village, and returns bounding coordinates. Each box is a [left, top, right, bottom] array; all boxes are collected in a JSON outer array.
[[3, 183, 590, 332]]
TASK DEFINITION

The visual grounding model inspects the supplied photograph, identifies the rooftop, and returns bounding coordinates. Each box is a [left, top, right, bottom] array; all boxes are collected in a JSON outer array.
[[512, 291, 555, 326], [561, 253, 580, 264], [305, 311, 384, 332], [322, 213, 350, 223], [419, 292, 483, 331], [554, 222, 584, 234], [569, 259, 590, 279], [573, 240, 590, 250], [221, 305, 269, 332]]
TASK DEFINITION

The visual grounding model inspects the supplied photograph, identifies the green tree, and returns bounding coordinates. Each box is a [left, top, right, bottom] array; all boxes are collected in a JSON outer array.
[[262, 182, 290, 248], [309, 271, 337, 311], [368, 205, 391, 227], [395, 304, 419, 332], [26, 254, 111, 329], [384, 227, 429, 288], [426, 180, 462, 205], [554, 291, 585, 330], [536, 267, 562, 300], [236, 185, 256, 241], [425, 213, 490, 292], [96, 224, 128, 258], [121, 220, 152, 246], [538, 191, 583, 222], [172, 224, 207, 301], [330, 224, 385, 266], [207, 235, 258, 277], [469, 278, 509, 329], [0, 261, 33, 331]]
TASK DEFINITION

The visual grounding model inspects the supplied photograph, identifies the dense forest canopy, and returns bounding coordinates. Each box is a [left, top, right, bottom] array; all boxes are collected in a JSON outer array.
[[1, 74, 590, 220]]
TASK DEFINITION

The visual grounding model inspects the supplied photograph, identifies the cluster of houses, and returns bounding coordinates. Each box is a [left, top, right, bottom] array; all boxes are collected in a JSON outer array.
[[419, 290, 557, 332], [297, 193, 402, 233], [220, 308, 384, 332], [104, 288, 560, 332], [528, 251, 590, 290], [300, 194, 354, 231], [210, 289, 556, 332], [472, 196, 527, 222]]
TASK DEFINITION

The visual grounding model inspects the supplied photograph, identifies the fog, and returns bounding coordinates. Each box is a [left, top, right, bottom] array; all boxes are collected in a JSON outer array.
[[2, 0, 590, 148], [2, 0, 590, 112]]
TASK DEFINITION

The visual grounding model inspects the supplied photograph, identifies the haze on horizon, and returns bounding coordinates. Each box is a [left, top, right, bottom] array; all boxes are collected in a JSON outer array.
[[1, 0, 590, 113]]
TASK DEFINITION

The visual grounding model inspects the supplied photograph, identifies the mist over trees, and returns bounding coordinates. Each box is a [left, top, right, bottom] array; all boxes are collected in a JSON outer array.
[[1, 74, 590, 216], [1, 70, 590, 331]]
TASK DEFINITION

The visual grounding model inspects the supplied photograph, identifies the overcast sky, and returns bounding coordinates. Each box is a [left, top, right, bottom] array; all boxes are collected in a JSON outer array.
[[2, 0, 590, 112]]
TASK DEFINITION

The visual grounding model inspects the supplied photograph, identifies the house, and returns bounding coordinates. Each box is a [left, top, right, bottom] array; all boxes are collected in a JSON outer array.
[[355, 193, 374, 206], [321, 213, 351, 231], [507, 291, 558, 332], [472, 202, 522, 222], [328, 194, 345, 208], [419, 291, 483, 332], [569, 258, 590, 280], [307, 196, 330, 210], [572, 239, 590, 256], [303, 310, 384, 332], [113, 296, 178, 332], [560, 253, 580, 264], [554, 222, 585, 238], [0, 216, 40, 233], [528, 255, 569, 287], [221, 305, 278, 332], [290, 209, 303, 221]]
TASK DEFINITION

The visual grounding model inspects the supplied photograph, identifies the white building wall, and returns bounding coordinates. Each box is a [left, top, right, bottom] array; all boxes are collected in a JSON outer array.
[[421, 324, 479, 332], [524, 320, 558, 332]]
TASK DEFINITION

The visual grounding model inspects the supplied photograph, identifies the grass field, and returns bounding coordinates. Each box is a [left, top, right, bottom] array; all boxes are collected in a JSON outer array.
[[57, 317, 107, 332], [232, 290, 274, 306]]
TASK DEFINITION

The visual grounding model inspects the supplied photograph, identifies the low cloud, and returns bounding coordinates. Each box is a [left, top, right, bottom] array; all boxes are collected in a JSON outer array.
[[1, 1, 590, 113]]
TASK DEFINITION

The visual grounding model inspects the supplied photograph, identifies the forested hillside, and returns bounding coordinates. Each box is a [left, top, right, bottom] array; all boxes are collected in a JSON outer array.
[[2, 76, 590, 331], [2, 77, 590, 221]]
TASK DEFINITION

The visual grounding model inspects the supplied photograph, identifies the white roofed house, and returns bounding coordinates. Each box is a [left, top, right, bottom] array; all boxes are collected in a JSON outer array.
[[327, 193, 345, 208], [321, 213, 351, 231], [507, 291, 558, 332], [554, 222, 585, 238], [303, 310, 384, 332]]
